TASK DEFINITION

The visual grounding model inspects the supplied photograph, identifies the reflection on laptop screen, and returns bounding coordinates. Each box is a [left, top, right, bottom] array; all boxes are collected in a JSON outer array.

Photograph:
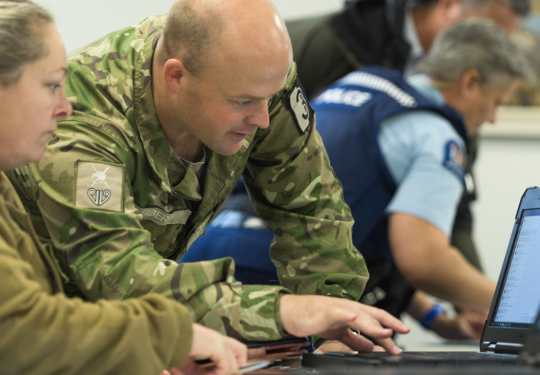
[[491, 208, 540, 329]]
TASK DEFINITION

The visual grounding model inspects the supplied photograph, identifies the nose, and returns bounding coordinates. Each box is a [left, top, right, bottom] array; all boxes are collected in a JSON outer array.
[[54, 90, 72, 120], [486, 108, 497, 124], [245, 100, 270, 130]]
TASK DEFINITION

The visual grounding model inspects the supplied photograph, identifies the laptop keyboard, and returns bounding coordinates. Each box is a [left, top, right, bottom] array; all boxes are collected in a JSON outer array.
[[318, 351, 519, 367], [399, 351, 518, 360]]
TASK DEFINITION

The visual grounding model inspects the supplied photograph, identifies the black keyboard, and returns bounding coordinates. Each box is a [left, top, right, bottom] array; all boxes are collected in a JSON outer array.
[[302, 351, 519, 369]]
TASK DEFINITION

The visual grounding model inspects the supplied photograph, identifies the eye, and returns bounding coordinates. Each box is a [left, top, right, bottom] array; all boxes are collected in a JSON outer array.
[[49, 84, 61, 92], [235, 100, 251, 106]]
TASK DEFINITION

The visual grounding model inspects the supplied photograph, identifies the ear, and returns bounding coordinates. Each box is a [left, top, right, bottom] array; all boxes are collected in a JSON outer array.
[[459, 69, 481, 98], [163, 59, 188, 95], [436, 0, 462, 24]]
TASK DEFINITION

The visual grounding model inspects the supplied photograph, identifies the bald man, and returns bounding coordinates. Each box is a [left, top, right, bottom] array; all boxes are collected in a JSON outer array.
[[9, 0, 409, 352]]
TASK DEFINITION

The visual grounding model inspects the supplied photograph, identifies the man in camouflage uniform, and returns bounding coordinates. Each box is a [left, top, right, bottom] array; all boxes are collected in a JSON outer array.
[[8, 0, 408, 351]]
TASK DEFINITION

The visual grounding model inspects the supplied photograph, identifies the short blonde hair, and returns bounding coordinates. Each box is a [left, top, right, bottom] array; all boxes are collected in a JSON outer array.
[[0, 0, 54, 86], [162, 0, 224, 76]]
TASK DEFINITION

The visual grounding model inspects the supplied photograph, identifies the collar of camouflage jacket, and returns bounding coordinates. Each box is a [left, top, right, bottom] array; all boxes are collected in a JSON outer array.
[[132, 20, 259, 202]]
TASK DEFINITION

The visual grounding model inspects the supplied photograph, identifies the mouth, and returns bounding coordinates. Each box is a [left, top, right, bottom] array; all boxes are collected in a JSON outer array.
[[40, 130, 56, 141], [230, 131, 253, 140]]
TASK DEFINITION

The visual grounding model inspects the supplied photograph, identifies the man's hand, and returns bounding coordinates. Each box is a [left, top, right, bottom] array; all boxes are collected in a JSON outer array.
[[431, 310, 486, 341], [314, 340, 386, 354], [164, 323, 248, 375], [280, 295, 409, 355]]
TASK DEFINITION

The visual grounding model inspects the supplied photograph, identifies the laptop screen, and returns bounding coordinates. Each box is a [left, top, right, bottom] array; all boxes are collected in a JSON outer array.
[[491, 208, 540, 329]]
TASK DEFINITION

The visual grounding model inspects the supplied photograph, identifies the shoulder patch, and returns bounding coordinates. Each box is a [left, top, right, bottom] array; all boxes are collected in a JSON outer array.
[[286, 78, 314, 134], [75, 161, 124, 211], [443, 141, 467, 181]]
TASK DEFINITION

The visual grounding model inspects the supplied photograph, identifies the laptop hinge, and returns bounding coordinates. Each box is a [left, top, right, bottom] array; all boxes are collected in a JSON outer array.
[[481, 341, 494, 352], [482, 341, 523, 354]]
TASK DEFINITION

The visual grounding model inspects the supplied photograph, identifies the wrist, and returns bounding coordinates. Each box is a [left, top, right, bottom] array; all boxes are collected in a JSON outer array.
[[420, 304, 446, 330], [279, 294, 294, 335]]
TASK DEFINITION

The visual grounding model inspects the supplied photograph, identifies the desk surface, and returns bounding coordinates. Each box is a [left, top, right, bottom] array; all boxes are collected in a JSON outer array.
[[402, 341, 479, 352]]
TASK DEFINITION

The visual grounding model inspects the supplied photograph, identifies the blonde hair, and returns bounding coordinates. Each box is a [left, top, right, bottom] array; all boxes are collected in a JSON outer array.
[[0, 0, 54, 86], [162, 0, 224, 76]]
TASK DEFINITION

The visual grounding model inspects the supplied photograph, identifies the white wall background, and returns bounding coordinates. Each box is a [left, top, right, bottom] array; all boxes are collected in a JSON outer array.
[[35, 0, 344, 52], [34, 0, 540, 349]]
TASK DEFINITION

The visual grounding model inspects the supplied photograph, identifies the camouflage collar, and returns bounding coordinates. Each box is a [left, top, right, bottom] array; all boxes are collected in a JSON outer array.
[[132, 24, 254, 201], [131, 18, 292, 202], [133, 27, 186, 196]]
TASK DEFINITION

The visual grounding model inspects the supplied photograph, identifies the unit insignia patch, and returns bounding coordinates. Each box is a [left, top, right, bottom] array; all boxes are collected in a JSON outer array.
[[287, 78, 314, 134], [76, 161, 124, 211]]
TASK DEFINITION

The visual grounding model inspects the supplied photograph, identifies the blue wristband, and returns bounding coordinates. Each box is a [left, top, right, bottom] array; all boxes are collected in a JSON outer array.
[[420, 304, 446, 330]]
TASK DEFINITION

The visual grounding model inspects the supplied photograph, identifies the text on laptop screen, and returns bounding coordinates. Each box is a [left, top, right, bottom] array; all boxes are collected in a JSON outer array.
[[492, 208, 540, 329]]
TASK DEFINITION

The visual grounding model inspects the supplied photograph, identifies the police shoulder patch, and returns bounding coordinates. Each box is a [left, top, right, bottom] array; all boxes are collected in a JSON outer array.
[[286, 78, 314, 134], [443, 140, 467, 181], [75, 161, 124, 211]]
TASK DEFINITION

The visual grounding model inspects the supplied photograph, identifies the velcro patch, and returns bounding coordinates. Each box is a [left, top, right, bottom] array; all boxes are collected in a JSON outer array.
[[287, 78, 313, 134], [443, 141, 467, 181], [76, 161, 124, 211]]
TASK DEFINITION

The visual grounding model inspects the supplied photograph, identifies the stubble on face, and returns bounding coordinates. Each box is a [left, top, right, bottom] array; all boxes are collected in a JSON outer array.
[[163, 0, 293, 158]]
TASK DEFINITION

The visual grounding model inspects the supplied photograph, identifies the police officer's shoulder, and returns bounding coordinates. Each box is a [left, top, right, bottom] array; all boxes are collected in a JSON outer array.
[[387, 109, 462, 144], [391, 110, 467, 180]]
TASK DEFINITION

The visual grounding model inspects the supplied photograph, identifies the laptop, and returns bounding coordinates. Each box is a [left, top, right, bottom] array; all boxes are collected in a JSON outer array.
[[519, 305, 540, 367], [302, 186, 540, 369], [299, 314, 540, 374]]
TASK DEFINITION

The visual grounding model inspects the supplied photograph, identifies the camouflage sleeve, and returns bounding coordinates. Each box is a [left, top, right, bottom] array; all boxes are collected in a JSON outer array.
[[10, 121, 289, 342], [244, 66, 369, 301]]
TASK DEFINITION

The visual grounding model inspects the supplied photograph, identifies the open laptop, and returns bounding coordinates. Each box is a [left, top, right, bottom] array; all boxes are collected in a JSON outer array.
[[302, 186, 540, 368], [299, 308, 540, 374]]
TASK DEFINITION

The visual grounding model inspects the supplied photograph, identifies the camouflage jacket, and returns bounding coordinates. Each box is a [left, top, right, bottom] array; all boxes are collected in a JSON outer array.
[[9, 15, 368, 341]]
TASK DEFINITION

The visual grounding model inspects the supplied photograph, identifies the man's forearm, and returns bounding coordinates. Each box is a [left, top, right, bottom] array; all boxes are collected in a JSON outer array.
[[401, 246, 495, 309], [405, 291, 435, 321], [390, 214, 495, 310]]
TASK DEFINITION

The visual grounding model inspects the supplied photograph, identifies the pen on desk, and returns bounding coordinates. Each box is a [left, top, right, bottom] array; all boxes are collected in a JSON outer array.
[[239, 361, 269, 373], [194, 359, 269, 372]]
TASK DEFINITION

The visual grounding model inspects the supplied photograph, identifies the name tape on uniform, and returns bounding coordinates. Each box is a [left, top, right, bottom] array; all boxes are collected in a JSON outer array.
[[135, 205, 191, 226], [76, 161, 124, 211]]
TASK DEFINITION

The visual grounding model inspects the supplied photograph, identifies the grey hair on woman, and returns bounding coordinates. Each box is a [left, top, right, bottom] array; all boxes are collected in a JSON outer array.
[[0, 0, 54, 86], [418, 19, 532, 88]]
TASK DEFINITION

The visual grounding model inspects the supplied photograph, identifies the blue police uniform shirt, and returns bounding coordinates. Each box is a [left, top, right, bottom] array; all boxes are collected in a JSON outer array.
[[379, 74, 465, 236], [183, 67, 468, 279], [312, 67, 468, 265]]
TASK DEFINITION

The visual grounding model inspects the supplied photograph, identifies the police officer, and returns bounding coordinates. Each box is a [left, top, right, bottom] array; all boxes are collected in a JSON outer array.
[[183, 19, 529, 350], [8, 0, 409, 353], [287, 0, 528, 278]]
